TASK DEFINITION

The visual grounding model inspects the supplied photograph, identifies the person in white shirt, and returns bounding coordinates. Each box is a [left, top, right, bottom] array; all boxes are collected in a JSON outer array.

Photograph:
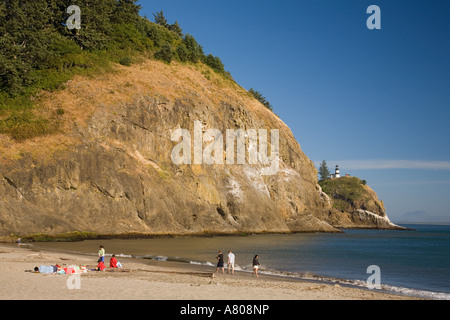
[[227, 250, 235, 275]]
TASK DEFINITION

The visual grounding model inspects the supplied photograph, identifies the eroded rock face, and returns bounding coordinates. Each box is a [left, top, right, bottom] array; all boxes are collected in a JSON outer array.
[[0, 61, 400, 237], [319, 178, 404, 230]]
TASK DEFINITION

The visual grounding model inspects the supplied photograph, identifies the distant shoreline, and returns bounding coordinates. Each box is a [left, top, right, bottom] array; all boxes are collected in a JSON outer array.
[[2, 223, 420, 244], [393, 221, 450, 226]]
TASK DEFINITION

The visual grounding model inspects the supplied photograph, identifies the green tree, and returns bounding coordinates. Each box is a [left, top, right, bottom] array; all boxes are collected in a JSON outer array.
[[154, 43, 173, 63], [0, 0, 67, 95], [249, 88, 273, 111], [183, 34, 204, 63], [153, 10, 169, 29], [203, 54, 225, 73], [169, 20, 183, 37], [113, 0, 141, 24], [67, 0, 117, 50], [176, 44, 189, 62], [318, 160, 331, 181]]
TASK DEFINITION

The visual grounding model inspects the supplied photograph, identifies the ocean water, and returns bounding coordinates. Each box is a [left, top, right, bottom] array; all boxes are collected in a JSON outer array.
[[31, 224, 450, 300]]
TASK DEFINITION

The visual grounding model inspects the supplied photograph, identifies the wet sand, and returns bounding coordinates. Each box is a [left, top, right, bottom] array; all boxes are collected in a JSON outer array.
[[0, 243, 422, 300]]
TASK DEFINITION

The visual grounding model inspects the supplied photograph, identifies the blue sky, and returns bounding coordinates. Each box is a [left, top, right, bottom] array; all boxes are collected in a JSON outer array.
[[138, 0, 450, 223]]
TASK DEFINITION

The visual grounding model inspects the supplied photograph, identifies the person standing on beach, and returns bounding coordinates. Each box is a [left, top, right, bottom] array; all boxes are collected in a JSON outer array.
[[252, 255, 260, 278], [227, 250, 235, 275], [216, 250, 224, 274], [98, 245, 105, 263]]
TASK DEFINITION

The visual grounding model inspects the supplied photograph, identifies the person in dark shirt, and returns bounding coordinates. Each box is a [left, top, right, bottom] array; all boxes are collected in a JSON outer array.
[[216, 250, 224, 274], [252, 255, 261, 278]]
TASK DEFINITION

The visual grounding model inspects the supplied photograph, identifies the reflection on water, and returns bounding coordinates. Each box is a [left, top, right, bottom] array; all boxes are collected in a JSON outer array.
[[31, 234, 315, 271]]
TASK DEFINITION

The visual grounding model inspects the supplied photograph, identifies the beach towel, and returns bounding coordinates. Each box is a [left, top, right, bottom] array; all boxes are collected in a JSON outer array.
[[39, 265, 55, 274], [64, 267, 75, 274]]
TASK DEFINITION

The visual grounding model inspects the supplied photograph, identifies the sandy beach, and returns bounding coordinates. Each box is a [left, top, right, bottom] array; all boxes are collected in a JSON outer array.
[[0, 243, 422, 301]]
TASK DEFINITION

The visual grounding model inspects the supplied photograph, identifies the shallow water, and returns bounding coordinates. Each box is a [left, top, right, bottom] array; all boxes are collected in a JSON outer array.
[[31, 224, 450, 300]]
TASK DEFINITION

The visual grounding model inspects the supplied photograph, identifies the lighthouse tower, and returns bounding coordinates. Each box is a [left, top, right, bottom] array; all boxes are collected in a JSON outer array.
[[335, 165, 341, 178]]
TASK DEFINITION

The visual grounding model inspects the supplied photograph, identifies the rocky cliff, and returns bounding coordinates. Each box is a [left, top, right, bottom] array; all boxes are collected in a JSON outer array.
[[0, 60, 401, 239], [319, 177, 403, 229]]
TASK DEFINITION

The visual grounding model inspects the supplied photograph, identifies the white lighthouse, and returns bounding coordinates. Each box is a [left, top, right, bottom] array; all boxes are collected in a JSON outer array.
[[335, 165, 341, 178]]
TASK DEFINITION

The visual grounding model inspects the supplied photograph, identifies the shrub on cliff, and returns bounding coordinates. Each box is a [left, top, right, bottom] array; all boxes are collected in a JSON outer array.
[[0, 111, 57, 141], [249, 88, 273, 111], [320, 177, 370, 212], [183, 34, 204, 63], [155, 44, 174, 63], [203, 54, 225, 73]]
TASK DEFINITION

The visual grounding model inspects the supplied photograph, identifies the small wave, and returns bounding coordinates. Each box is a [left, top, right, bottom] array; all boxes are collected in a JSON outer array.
[[114, 253, 133, 258], [189, 261, 214, 266], [36, 241, 447, 300], [141, 255, 216, 266], [153, 256, 169, 261], [140, 255, 169, 261], [256, 268, 450, 300], [380, 284, 450, 300]]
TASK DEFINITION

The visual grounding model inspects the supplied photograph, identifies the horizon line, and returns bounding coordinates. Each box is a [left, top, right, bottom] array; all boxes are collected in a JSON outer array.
[[316, 159, 450, 171]]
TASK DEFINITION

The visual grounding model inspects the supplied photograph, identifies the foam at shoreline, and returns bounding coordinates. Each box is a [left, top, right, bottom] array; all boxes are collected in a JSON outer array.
[[105, 250, 450, 300], [21, 225, 450, 301]]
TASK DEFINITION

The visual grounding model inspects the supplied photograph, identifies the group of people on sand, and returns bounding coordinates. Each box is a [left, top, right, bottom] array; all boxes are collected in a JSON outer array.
[[215, 250, 261, 278], [31, 242, 263, 277], [33, 245, 123, 273], [33, 264, 87, 274], [96, 245, 122, 271]]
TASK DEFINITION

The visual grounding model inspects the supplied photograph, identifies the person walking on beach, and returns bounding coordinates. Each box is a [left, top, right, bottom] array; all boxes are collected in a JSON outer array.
[[227, 250, 235, 275], [98, 245, 105, 263], [252, 255, 260, 278], [216, 250, 224, 274]]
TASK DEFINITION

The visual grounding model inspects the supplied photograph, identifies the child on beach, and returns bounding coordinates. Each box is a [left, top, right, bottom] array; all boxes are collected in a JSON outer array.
[[98, 245, 105, 263], [96, 258, 106, 271], [110, 254, 123, 269]]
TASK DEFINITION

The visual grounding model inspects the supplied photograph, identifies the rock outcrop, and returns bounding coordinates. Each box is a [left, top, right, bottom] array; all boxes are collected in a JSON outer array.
[[0, 60, 401, 238], [319, 177, 404, 229]]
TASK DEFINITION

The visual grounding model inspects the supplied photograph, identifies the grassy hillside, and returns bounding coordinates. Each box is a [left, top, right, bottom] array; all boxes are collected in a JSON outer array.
[[320, 177, 386, 215], [0, 1, 232, 141]]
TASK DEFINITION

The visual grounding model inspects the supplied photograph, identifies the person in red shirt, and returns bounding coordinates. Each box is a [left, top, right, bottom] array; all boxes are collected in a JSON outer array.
[[110, 254, 118, 268], [109, 254, 123, 269]]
